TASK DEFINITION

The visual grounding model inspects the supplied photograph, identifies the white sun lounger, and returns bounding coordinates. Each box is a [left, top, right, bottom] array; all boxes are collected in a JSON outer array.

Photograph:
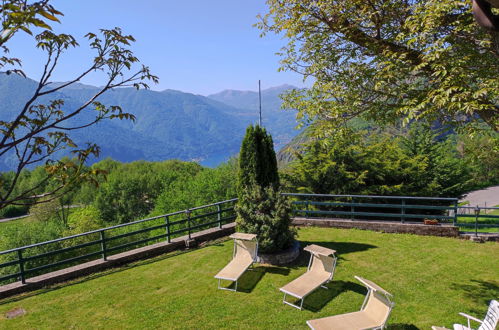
[[214, 232, 258, 292], [307, 276, 394, 330], [432, 299, 498, 330], [280, 244, 337, 310]]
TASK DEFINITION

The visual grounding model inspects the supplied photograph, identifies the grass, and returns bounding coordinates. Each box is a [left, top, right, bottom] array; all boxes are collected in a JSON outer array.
[[0, 227, 497, 329], [457, 206, 499, 233], [0, 216, 35, 231]]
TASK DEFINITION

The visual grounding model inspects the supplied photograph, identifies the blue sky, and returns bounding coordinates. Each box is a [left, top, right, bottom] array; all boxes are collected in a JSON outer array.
[[7, 0, 308, 95]]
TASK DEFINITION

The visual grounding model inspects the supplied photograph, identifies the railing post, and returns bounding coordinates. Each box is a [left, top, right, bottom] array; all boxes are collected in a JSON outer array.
[[401, 199, 405, 223], [305, 199, 310, 217], [474, 206, 480, 237], [217, 204, 222, 229], [100, 230, 107, 261], [17, 249, 25, 284], [165, 215, 171, 243], [186, 210, 192, 240], [453, 200, 458, 226], [351, 198, 355, 220]]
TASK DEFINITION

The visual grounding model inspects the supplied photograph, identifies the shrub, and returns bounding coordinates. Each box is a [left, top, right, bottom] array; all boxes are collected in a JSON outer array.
[[235, 185, 295, 253]]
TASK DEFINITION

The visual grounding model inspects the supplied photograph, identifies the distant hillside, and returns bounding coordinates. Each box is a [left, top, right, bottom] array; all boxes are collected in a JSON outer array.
[[208, 84, 302, 149], [0, 74, 301, 170]]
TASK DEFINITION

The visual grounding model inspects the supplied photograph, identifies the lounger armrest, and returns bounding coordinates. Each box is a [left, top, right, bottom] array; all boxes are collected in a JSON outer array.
[[431, 326, 450, 330], [459, 312, 483, 328]]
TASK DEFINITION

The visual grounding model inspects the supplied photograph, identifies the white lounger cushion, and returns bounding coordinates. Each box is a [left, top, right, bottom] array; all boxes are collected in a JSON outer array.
[[280, 249, 336, 301], [307, 282, 393, 330], [214, 236, 257, 282]]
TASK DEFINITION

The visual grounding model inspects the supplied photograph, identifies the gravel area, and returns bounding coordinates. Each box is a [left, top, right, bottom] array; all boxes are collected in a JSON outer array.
[[460, 185, 499, 207]]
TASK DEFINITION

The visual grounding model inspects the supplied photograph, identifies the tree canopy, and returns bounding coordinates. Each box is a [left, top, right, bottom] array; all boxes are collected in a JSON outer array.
[[259, 0, 499, 133], [0, 1, 158, 209]]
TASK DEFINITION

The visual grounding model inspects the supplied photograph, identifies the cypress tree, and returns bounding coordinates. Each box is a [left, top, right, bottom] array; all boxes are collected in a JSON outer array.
[[238, 125, 279, 194], [236, 124, 294, 253]]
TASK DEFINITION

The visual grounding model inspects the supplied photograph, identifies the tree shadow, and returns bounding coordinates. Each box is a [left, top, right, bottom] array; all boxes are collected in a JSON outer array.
[[385, 324, 420, 330], [263, 266, 291, 276], [0, 241, 225, 306], [298, 280, 366, 312], [282, 240, 377, 270], [451, 279, 499, 314], [299, 240, 377, 256], [218, 266, 266, 293]]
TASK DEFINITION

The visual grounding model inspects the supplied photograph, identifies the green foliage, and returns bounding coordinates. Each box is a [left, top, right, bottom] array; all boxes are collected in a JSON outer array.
[[0, 216, 66, 277], [458, 130, 499, 187], [0, 1, 157, 210], [237, 126, 293, 252], [235, 185, 295, 253], [152, 161, 238, 215], [258, 0, 499, 134], [0, 204, 28, 218], [285, 128, 473, 197], [64, 206, 104, 236], [238, 125, 279, 193], [95, 160, 202, 223], [29, 198, 60, 223]]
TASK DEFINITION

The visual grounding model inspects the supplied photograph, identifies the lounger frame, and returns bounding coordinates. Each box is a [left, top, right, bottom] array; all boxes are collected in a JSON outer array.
[[281, 245, 337, 310], [215, 233, 258, 292], [306, 276, 394, 330]]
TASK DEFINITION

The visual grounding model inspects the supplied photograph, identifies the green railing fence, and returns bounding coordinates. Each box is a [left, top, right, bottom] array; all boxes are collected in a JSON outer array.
[[0, 199, 237, 285], [1, 193, 497, 287], [283, 193, 459, 223], [455, 206, 499, 233]]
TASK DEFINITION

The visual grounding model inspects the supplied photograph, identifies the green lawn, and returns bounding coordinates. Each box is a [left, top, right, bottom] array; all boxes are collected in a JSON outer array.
[[0, 216, 35, 231], [0, 227, 497, 329], [457, 206, 499, 233]]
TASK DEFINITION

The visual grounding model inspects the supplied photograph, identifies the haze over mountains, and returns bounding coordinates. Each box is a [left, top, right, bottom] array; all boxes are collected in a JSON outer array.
[[0, 73, 301, 171]]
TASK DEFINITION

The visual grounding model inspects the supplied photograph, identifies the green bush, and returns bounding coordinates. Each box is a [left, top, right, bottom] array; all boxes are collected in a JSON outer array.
[[152, 160, 238, 215], [235, 185, 295, 254], [0, 204, 28, 218]]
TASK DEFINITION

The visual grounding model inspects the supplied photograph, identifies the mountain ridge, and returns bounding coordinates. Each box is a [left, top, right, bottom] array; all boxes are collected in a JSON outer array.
[[0, 74, 301, 170]]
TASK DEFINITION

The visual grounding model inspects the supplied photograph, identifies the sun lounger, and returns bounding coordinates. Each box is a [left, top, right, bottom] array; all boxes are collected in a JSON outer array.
[[432, 299, 498, 330], [280, 244, 337, 309], [214, 232, 258, 291], [307, 276, 394, 330]]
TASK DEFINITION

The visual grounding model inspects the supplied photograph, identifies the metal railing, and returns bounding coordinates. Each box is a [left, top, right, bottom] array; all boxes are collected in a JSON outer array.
[[283, 193, 459, 224], [454, 206, 499, 233], [1, 193, 496, 286], [0, 199, 237, 285]]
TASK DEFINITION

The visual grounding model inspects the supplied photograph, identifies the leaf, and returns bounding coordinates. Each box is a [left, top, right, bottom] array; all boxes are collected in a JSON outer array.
[[39, 10, 61, 23]]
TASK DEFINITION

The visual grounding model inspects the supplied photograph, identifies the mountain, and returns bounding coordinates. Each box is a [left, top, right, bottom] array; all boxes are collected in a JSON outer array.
[[0, 74, 301, 170], [207, 84, 302, 149]]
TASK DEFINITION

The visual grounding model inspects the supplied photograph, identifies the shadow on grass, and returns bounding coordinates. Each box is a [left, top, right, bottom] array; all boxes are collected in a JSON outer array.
[[0, 239, 229, 306], [282, 240, 378, 271], [264, 266, 291, 276], [385, 324, 420, 330], [452, 279, 499, 315], [222, 266, 267, 293], [300, 240, 377, 256], [302, 280, 366, 312]]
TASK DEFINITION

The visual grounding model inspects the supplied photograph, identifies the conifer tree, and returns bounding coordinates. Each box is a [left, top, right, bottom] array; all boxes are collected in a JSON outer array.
[[236, 124, 294, 253], [238, 125, 279, 194]]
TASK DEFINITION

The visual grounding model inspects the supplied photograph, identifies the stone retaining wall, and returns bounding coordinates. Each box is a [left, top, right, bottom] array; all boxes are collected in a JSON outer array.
[[292, 217, 459, 237]]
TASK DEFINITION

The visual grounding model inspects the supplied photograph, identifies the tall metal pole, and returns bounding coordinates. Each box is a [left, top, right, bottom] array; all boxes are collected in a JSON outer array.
[[258, 80, 262, 127]]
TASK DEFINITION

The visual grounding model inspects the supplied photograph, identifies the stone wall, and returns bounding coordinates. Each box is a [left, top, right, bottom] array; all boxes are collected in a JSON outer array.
[[292, 217, 459, 237]]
